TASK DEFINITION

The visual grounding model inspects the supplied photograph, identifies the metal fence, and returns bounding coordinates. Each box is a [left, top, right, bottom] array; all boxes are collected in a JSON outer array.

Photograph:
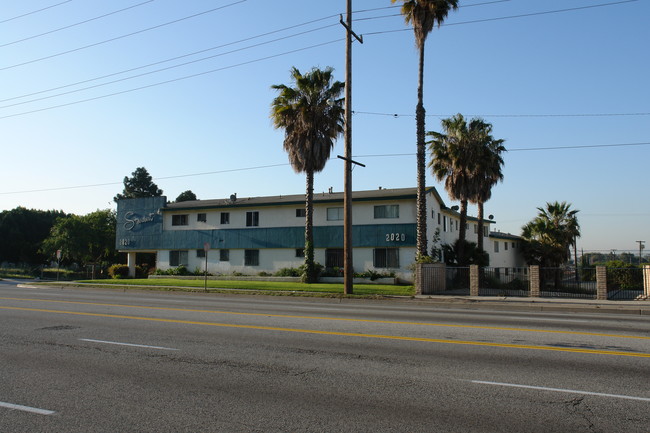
[[538, 267, 597, 299], [445, 267, 470, 295], [606, 267, 644, 300], [479, 267, 529, 297]]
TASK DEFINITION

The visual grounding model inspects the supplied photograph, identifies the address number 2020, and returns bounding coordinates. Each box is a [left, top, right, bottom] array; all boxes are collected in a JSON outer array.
[[386, 233, 405, 242]]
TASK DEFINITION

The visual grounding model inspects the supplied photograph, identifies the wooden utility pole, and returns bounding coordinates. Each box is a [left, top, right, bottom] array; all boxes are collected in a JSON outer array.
[[341, 1, 362, 295]]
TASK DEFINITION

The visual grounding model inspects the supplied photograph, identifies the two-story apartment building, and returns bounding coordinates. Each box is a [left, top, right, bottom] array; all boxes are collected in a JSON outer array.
[[116, 187, 524, 281]]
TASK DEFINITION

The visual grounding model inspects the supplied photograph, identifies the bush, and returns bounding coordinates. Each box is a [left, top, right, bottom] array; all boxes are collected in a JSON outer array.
[[108, 264, 129, 279], [275, 267, 301, 277]]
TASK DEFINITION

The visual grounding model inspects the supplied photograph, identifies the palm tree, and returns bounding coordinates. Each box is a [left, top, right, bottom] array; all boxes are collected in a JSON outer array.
[[271, 66, 344, 283], [392, 0, 459, 259], [521, 202, 580, 288], [469, 123, 506, 253]]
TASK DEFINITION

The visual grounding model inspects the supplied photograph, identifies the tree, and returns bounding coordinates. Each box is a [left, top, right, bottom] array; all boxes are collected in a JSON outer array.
[[271, 66, 344, 282], [521, 201, 580, 268], [175, 190, 197, 202], [41, 210, 117, 266], [468, 122, 505, 253], [0, 207, 66, 264], [393, 0, 459, 259], [114, 167, 163, 202]]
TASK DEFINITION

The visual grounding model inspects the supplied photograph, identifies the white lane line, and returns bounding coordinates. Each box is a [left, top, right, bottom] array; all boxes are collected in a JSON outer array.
[[470, 380, 650, 402], [0, 401, 56, 415], [79, 338, 178, 351]]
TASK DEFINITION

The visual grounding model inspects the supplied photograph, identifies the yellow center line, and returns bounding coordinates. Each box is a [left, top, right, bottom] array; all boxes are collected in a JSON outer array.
[[1, 305, 649, 358], [1, 296, 648, 341]]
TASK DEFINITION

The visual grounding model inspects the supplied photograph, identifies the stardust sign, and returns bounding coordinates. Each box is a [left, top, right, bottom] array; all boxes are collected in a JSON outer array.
[[123, 211, 157, 231]]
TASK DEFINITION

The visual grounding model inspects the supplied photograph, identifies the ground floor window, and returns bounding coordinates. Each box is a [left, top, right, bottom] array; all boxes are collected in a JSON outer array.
[[326, 249, 344, 268], [244, 249, 259, 266], [374, 248, 399, 268], [295, 248, 305, 258], [196, 249, 205, 258], [220, 249, 229, 262], [170, 250, 188, 267]]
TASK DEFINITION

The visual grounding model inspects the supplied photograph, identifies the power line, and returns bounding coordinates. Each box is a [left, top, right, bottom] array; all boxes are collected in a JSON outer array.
[[363, 0, 638, 36], [353, 110, 650, 119], [0, 24, 339, 110], [0, 0, 72, 25], [0, 1, 155, 49], [0, 39, 343, 120], [0, 0, 246, 72], [3, 140, 649, 195]]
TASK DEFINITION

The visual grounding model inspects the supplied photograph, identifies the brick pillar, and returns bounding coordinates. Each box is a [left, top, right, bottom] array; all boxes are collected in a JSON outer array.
[[529, 265, 540, 297], [596, 266, 607, 300], [644, 265, 650, 297], [470, 265, 479, 296], [127, 252, 137, 278], [415, 263, 423, 295]]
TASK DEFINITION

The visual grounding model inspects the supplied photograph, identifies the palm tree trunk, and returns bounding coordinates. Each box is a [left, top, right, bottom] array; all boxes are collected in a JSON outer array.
[[477, 201, 485, 253], [304, 169, 316, 283], [458, 199, 468, 263], [416, 41, 428, 258]]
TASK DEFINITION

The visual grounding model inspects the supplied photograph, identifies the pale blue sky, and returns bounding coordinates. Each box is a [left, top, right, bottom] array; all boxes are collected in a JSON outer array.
[[1, 0, 648, 253]]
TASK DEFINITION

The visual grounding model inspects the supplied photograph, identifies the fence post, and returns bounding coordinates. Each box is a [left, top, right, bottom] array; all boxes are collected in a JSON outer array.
[[596, 266, 607, 300], [529, 265, 540, 297], [470, 265, 479, 296], [643, 265, 650, 298]]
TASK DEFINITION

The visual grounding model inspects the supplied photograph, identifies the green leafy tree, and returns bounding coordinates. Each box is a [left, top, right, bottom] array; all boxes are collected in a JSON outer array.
[[271, 66, 344, 283], [114, 167, 163, 202], [0, 207, 66, 264], [41, 210, 117, 266], [393, 0, 459, 259], [175, 190, 197, 202]]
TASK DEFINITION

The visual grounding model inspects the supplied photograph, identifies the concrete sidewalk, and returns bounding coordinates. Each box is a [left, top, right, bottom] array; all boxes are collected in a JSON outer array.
[[412, 294, 650, 315]]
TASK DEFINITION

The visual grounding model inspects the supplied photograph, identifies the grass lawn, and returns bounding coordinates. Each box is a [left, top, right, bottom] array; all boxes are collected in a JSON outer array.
[[75, 278, 415, 297]]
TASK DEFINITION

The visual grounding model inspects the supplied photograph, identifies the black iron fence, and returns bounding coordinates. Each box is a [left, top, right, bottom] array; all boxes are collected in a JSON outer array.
[[479, 267, 529, 297], [417, 264, 649, 301]]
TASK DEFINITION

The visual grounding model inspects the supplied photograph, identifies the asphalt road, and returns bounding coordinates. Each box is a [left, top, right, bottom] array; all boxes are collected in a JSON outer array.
[[1, 279, 649, 432]]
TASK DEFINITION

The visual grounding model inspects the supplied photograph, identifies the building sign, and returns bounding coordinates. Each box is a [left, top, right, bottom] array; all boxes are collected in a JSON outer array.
[[124, 211, 157, 231], [385, 232, 406, 242]]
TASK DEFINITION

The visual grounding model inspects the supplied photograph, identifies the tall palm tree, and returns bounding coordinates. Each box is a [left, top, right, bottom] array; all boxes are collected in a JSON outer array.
[[392, 0, 459, 259], [271, 66, 344, 283], [469, 123, 506, 253]]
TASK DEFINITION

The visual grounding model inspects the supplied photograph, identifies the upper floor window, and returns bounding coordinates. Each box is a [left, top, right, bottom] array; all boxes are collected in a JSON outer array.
[[327, 207, 343, 221], [172, 215, 188, 226], [246, 211, 259, 227], [374, 205, 399, 219], [197, 213, 207, 223], [494, 241, 499, 253], [220, 212, 230, 224], [296, 208, 306, 217], [505, 242, 509, 251]]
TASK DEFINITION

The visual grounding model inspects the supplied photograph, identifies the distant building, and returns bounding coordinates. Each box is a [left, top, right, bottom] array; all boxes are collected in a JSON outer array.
[[115, 187, 525, 281]]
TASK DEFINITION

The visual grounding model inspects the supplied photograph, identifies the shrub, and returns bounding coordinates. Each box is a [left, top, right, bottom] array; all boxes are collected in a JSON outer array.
[[275, 267, 301, 277], [108, 264, 129, 279]]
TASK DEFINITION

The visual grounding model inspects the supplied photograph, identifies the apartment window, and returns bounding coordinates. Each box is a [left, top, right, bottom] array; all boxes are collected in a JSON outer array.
[[455, 220, 459, 231], [295, 248, 305, 258], [197, 213, 207, 223], [474, 224, 478, 234], [327, 207, 343, 221], [494, 241, 499, 253], [438, 214, 441, 225], [325, 249, 344, 268], [431, 210, 435, 219], [484, 227, 489, 237], [246, 211, 259, 227], [220, 212, 230, 224], [443, 216, 448, 232], [196, 249, 205, 258], [374, 248, 399, 268], [295, 208, 306, 217], [171, 214, 188, 226], [374, 204, 399, 219], [512, 242, 516, 248], [244, 249, 259, 266], [169, 250, 188, 267], [219, 249, 229, 262], [505, 242, 509, 251]]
